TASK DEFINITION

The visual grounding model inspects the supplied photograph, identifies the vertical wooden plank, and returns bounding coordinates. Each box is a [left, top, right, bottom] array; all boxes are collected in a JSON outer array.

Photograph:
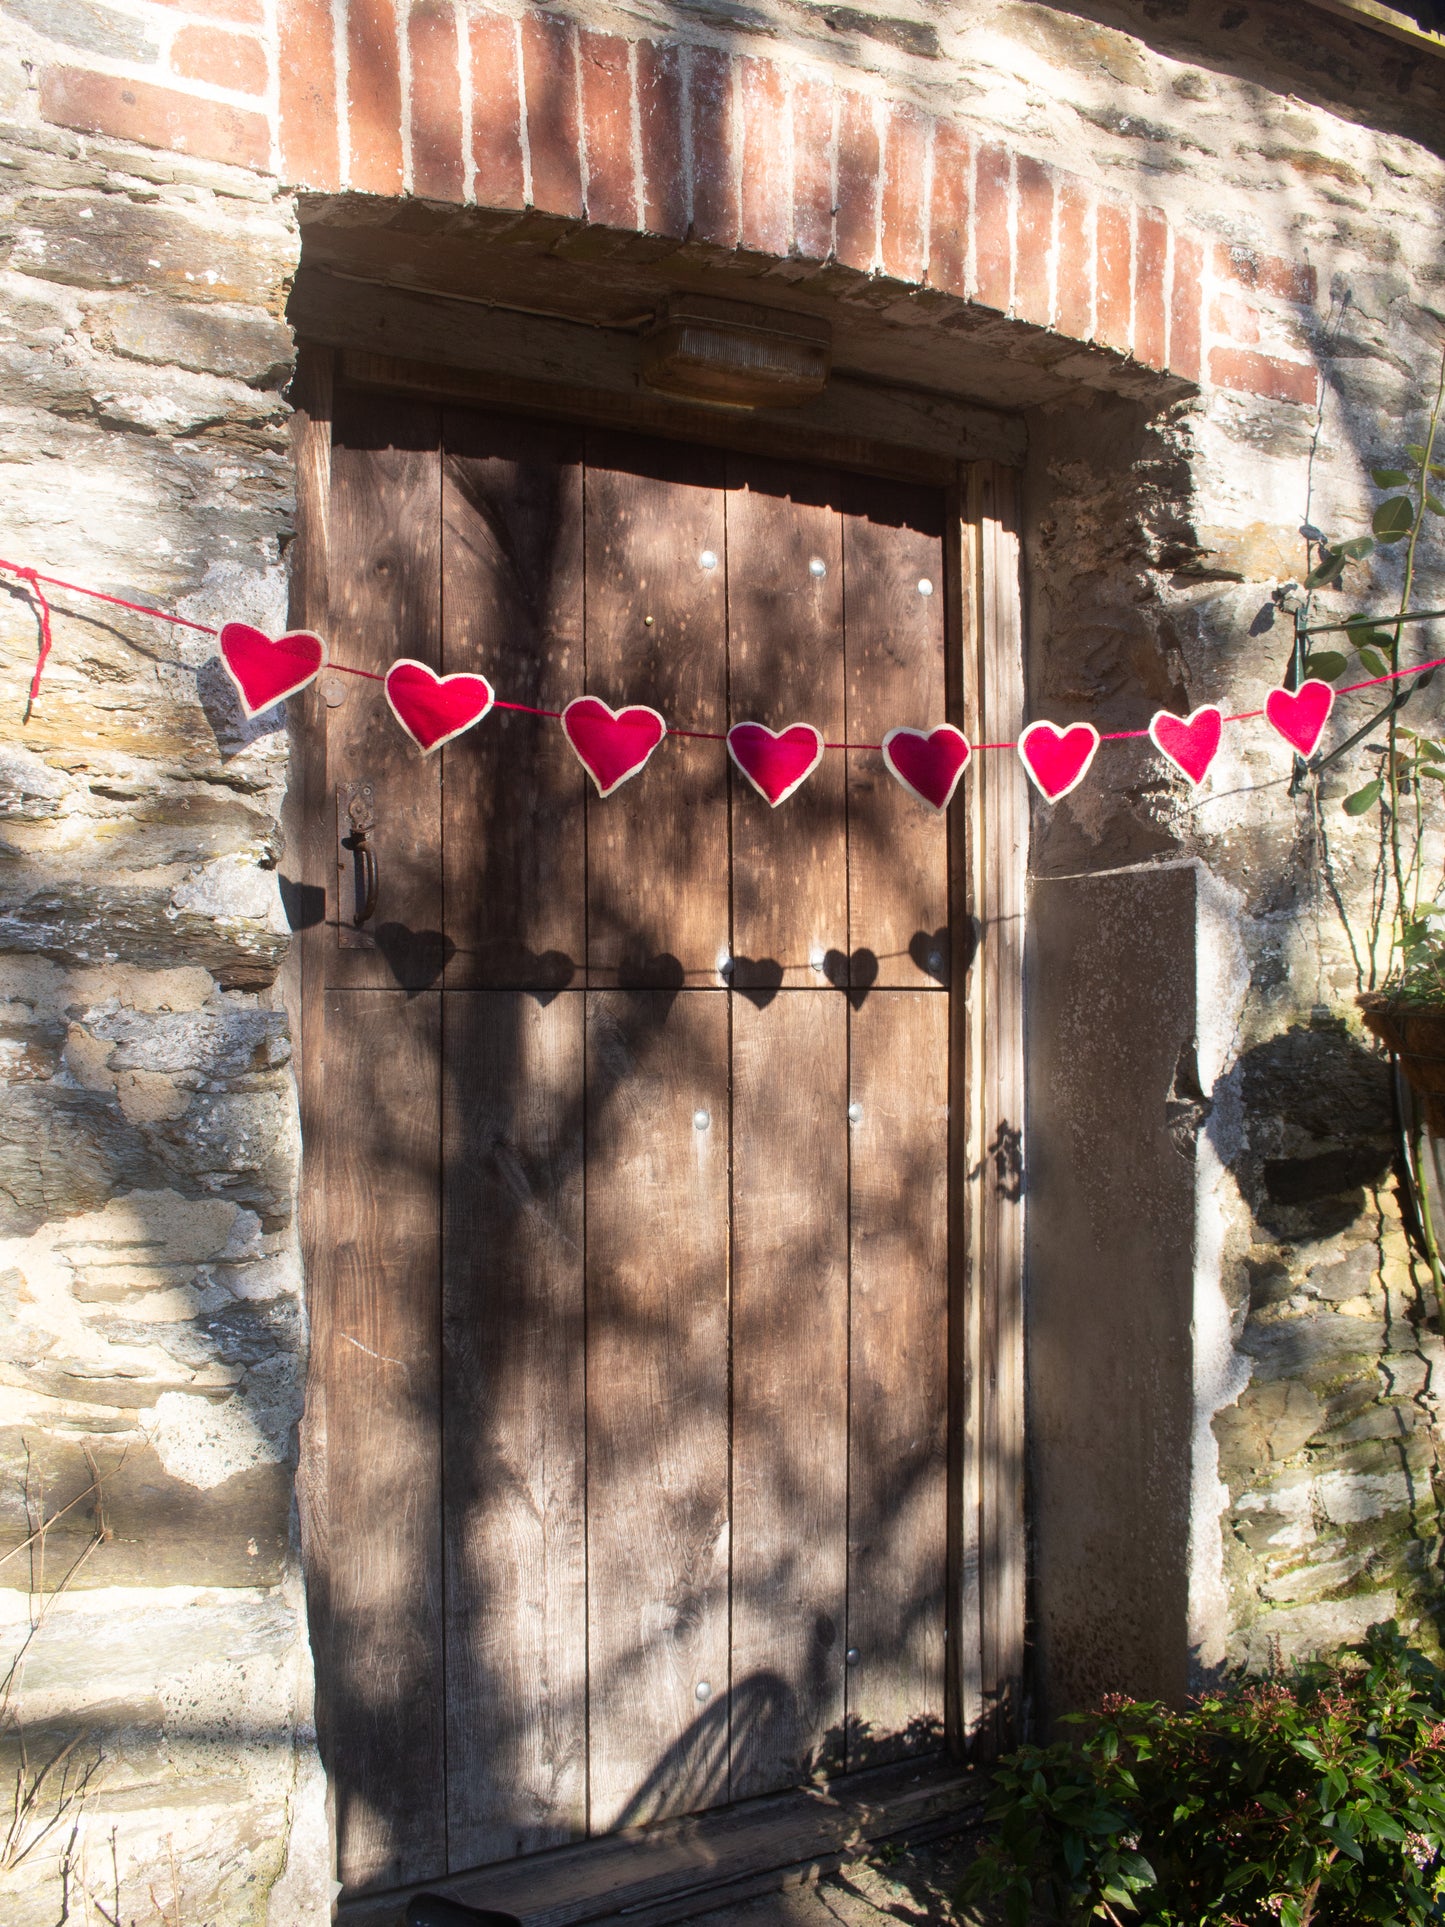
[[965, 464, 1027, 1753], [443, 991, 587, 1867], [726, 458, 846, 988], [586, 989, 731, 1830], [844, 480, 950, 991], [845, 990, 949, 1768], [322, 989, 444, 1893], [326, 389, 442, 990], [944, 474, 984, 1750], [287, 345, 335, 1684], [731, 991, 849, 1798], [584, 434, 729, 987], [442, 411, 587, 989]]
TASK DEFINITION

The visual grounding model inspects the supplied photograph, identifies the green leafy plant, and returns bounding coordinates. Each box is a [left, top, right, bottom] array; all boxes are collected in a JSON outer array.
[[1299, 349, 1445, 994], [959, 1623, 1445, 1925]]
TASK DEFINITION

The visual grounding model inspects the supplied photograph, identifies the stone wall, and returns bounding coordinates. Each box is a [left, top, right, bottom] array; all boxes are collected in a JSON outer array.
[[0, 0, 1443, 1917], [0, 15, 326, 1918]]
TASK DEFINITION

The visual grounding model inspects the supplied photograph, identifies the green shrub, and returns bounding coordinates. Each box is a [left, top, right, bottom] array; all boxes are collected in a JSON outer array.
[[960, 1623, 1445, 1926]]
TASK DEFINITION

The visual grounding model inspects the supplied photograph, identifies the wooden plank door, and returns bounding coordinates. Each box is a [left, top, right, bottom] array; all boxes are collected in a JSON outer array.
[[306, 397, 958, 1898]]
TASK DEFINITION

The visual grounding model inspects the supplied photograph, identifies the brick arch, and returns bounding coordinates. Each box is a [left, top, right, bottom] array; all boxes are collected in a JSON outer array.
[[39, 2, 1317, 406]]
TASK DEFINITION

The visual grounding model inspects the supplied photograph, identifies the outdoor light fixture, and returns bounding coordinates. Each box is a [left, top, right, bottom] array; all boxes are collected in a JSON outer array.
[[641, 294, 832, 409]]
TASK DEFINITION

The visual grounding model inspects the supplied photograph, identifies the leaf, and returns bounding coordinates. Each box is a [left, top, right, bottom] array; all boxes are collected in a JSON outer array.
[[1373, 496, 1416, 542], [1306, 650, 1348, 680], [1358, 646, 1390, 678], [1310, 651, 1356, 682], [1428, 493, 1445, 516], [1337, 535, 1377, 559], [1344, 780, 1383, 816], [1373, 467, 1411, 487], [1306, 550, 1347, 588]]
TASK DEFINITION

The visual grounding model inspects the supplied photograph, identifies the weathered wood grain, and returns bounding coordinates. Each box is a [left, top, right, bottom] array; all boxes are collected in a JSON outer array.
[[442, 410, 586, 989], [730, 991, 849, 1797], [326, 390, 443, 989], [943, 472, 983, 1748], [321, 989, 444, 1893], [338, 1755, 982, 1927], [845, 990, 950, 1768], [843, 479, 949, 990], [969, 464, 1028, 1752], [725, 457, 847, 989], [442, 992, 587, 1867], [585, 989, 731, 1829], [583, 433, 729, 986]]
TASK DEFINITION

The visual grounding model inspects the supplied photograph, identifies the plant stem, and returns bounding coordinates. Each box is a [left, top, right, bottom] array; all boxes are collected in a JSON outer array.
[[1389, 346, 1445, 945]]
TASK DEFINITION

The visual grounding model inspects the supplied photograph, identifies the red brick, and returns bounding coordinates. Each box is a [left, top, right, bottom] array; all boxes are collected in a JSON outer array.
[[150, 0, 262, 21], [1209, 345, 1318, 407], [880, 100, 927, 284], [1014, 153, 1052, 327], [1094, 200, 1131, 353], [1214, 243, 1317, 306], [1134, 207, 1167, 369], [1056, 177, 1091, 341], [790, 73, 833, 262], [580, 30, 635, 229], [973, 142, 1010, 313], [835, 90, 880, 272], [688, 45, 737, 247], [39, 64, 269, 172], [927, 119, 969, 298], [1210, 290, 1260, 346], [408, 3, 463, 201], [279, 0, 340, 187], [348, 0, 403, 195], [637, 39, 686, 240], [1168, 231, 1203, 382], [740, 56, 789, 256], [171, 24, 267, 95], [522, 12, 582, 218], [469, 11, 524, 210]]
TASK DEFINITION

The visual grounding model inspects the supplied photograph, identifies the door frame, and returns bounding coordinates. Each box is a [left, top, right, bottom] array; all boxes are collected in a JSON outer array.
[[282, 335, 1027, 1828]]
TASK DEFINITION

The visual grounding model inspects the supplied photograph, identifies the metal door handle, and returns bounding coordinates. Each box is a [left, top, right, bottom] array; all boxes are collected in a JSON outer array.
[[353, 835, 378, 926], [345, 786, 378, 927]]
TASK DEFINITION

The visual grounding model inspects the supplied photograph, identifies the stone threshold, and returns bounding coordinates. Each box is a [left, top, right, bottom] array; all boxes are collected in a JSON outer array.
[[339, 1756, 983, 1927]]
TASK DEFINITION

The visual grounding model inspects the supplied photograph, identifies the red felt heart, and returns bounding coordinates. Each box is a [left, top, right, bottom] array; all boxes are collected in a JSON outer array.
[[728, 721, 825, 807], [1265, 680, 1334, 758], [219, 621, 327, 717], [1017, 720, 1101, 801], [882, 724, 972, 811], [385, 658, 495, 753], [563, 697, 667, 796], [1149, 705, 1223, 788]]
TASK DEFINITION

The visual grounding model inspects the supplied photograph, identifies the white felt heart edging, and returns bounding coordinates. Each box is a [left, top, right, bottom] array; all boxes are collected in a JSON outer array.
[[726, 722, 825, 807], [218, 621, 328, 719], [384, 658, 496, 755], [881, 724, 972, 812]]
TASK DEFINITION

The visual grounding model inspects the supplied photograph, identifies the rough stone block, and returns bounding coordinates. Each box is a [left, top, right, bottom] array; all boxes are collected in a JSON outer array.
[[91, 293, 293, 385], [6, 194, 295, 312]]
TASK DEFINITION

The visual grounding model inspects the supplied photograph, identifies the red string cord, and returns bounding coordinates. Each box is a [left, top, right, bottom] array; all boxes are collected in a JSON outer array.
[[3, 557, 1441, 751]]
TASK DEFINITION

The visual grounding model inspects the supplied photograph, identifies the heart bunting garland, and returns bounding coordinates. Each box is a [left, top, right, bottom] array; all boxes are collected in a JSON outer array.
[[882, 725, 972, 811], [728, 722, 825, 807], [1149, 706, 1223, 788], [1265, 681, 1335, 759], [219, 622, 327, 717], [563, 697, 668, 796], [385, 660, 495, 753], [1017, 720, 1101, 802]]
